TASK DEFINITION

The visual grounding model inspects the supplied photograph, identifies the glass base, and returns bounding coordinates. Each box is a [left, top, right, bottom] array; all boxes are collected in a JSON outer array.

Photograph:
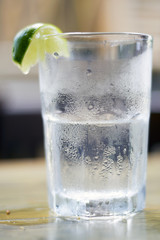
[[49, 187, 145, 219]]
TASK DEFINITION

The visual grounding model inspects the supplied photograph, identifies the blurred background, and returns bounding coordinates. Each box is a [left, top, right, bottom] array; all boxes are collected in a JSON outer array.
[[0, 0, 160, 159]]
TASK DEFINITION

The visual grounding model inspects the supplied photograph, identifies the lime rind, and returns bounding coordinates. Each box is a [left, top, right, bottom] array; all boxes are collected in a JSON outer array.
[[12, 23, 68, 74], [12, 23, 43, 65]]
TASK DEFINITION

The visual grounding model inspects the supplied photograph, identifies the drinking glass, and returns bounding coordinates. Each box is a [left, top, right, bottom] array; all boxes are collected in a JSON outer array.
[[38, 32, 153, 218]]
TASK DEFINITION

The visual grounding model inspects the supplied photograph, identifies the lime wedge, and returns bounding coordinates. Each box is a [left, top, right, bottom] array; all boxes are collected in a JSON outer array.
[[12, 23, 68, 74]]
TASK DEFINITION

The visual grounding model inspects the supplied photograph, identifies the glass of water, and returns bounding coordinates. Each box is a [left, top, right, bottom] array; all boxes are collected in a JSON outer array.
[[39, 33, 153, 218]]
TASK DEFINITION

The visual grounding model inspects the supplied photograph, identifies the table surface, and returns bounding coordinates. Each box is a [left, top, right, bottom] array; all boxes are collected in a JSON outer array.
[[0, 153, 160, 240]]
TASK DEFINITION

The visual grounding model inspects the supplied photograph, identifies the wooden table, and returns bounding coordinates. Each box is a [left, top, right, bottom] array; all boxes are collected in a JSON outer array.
[[0, 153, 160, 239]]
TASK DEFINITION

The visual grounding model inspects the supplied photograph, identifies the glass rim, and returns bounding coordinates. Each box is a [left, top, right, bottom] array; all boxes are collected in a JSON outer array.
[[40, 31, 153, 42]]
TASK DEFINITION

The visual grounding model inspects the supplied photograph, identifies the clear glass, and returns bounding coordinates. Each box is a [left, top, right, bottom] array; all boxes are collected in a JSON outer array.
[[38, 32, 153, 219]]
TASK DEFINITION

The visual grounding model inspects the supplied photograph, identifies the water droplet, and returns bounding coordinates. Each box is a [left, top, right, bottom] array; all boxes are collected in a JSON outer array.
[[54, 52, 59, 57], [104, 146, 116, 156], [99, 107, 104, 112], [116, 154, 123, 175], [88, 104, 94, 110], [122, 219, 127, 223], [86, 69, 92, 76]]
